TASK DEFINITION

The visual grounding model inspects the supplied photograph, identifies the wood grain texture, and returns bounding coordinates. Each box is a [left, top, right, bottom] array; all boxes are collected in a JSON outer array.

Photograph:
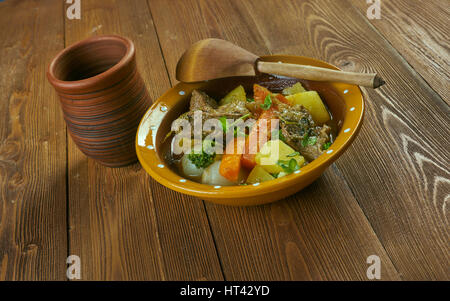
[[350, 0, 450, 104], [0, 0, 447, 281], [229, 0, 449, 280], [148, 0, 401, 280], [0, 0, 67, 280], [64, 0, 223, 280]]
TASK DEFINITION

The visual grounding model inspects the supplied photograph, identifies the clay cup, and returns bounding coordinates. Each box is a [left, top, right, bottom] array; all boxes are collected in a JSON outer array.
[[47, 35, 151, 167]]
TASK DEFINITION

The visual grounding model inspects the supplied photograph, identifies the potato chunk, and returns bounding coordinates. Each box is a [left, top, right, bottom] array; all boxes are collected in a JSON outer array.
[[246, 166, 275, 184], [255, 140, 305, 174], [286, 91, 330, 124], [282, 82, 306, 95], [219, 85, 246, 106]]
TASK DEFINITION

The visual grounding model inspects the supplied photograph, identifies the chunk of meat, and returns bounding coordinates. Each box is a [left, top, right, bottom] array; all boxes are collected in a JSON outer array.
[[215, 98, 250, 117], [173, 90, 252, 143], [190, 90, 218, 113], [278, 103, 331, 161]]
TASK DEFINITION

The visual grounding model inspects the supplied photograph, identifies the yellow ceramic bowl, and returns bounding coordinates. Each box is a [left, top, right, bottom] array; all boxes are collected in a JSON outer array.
[[136, 55, 364, 206]]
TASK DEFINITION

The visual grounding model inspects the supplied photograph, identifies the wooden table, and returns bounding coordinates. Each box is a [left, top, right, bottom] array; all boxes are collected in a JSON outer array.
[[0, 0, 448, 281]]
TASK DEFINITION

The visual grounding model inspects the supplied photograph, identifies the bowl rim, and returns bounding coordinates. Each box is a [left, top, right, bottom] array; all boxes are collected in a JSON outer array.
[[136, 55, 364, 199]]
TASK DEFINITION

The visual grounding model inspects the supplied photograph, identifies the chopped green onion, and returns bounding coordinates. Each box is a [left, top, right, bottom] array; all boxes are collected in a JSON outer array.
[[220, 113, 251, 134], [287, 151, 300, 157], [277, 158, 300, 174], [260, 95, 272, 110], [219, 116, 228, 133], [234, 127, 248, 138], [322, 142, 332, 150], [302, 133, 317, 147]]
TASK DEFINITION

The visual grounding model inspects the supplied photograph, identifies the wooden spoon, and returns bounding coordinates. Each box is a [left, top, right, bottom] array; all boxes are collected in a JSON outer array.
[[176, 39, 385, 88]]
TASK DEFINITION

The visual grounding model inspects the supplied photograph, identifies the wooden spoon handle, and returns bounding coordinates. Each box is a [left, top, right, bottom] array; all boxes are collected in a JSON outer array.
[[257, 61, 385, 88]]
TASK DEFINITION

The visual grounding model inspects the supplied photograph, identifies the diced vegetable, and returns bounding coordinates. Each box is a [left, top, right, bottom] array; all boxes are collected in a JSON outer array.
[[282, 82, 306, 95], [241, 84, 282, 169], [286, 91, 330, 124], [219, 85, 246, 106], [202, 161, 244, 186], [253, 84, 271, 103], [246, 165, 275, 184], [181, 154, 205, 179], [255, 140, 305, 174], [241, 109, 278, 169], [219, 137, 245, 182], [274, 93, 290, 105]]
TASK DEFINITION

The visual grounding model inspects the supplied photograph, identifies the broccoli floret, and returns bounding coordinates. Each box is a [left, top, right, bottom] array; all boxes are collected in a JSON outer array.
[[188, 150, 215, 169]]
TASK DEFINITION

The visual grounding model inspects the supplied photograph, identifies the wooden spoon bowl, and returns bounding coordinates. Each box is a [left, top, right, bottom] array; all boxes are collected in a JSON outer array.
[[176, 38, 384, 88]]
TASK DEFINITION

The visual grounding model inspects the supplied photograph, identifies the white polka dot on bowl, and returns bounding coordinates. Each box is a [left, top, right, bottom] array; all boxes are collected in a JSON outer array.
[[252, 183, 260, 186], [344, 128, 351, 133], [179, 179, 186, 183], [344, 89, 349, 94], [160, 106, 168, 112], [214, 185, 221, 189], [326, 150, 333, 154], [157, 164, 164, 168], [179, 91, 185, 95], [350, 107, 355, 112], [294, 170, 301, 174], [147, 145, 154, 150]]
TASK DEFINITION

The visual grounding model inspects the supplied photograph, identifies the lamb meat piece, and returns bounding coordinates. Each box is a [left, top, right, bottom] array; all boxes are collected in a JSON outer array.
[[173, 90, 219, 137], [188, 90, 250, 119], [189, 90, 218, 113], [173, 90, 251, 142], [278, 103, 331, 162], [214, 98, 250, 118]]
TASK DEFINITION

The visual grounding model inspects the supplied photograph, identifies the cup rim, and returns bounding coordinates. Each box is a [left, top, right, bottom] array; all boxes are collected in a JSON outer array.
[[47, 35, 135, 92]]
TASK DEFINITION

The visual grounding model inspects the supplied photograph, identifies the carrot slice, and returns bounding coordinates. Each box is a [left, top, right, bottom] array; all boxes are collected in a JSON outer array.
[[275, 93, 290, 104], [254, 84, 271, 103], [219, 137, 245, 182], [241, 84, 284, 169], [241, 109, 278, 169]]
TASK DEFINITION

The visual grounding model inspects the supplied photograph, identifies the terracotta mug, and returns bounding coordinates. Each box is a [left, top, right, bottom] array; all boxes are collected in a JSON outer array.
[[47, 35, 151, 167]]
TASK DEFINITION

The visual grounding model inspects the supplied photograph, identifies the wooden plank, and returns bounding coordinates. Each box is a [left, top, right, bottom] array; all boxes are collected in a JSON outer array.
[[231, 0, 449, 280], [0, 0, 67, 280], [148, 0, 401, 280], [350, 0, 450, 104], [64, 0, 223, 280]]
